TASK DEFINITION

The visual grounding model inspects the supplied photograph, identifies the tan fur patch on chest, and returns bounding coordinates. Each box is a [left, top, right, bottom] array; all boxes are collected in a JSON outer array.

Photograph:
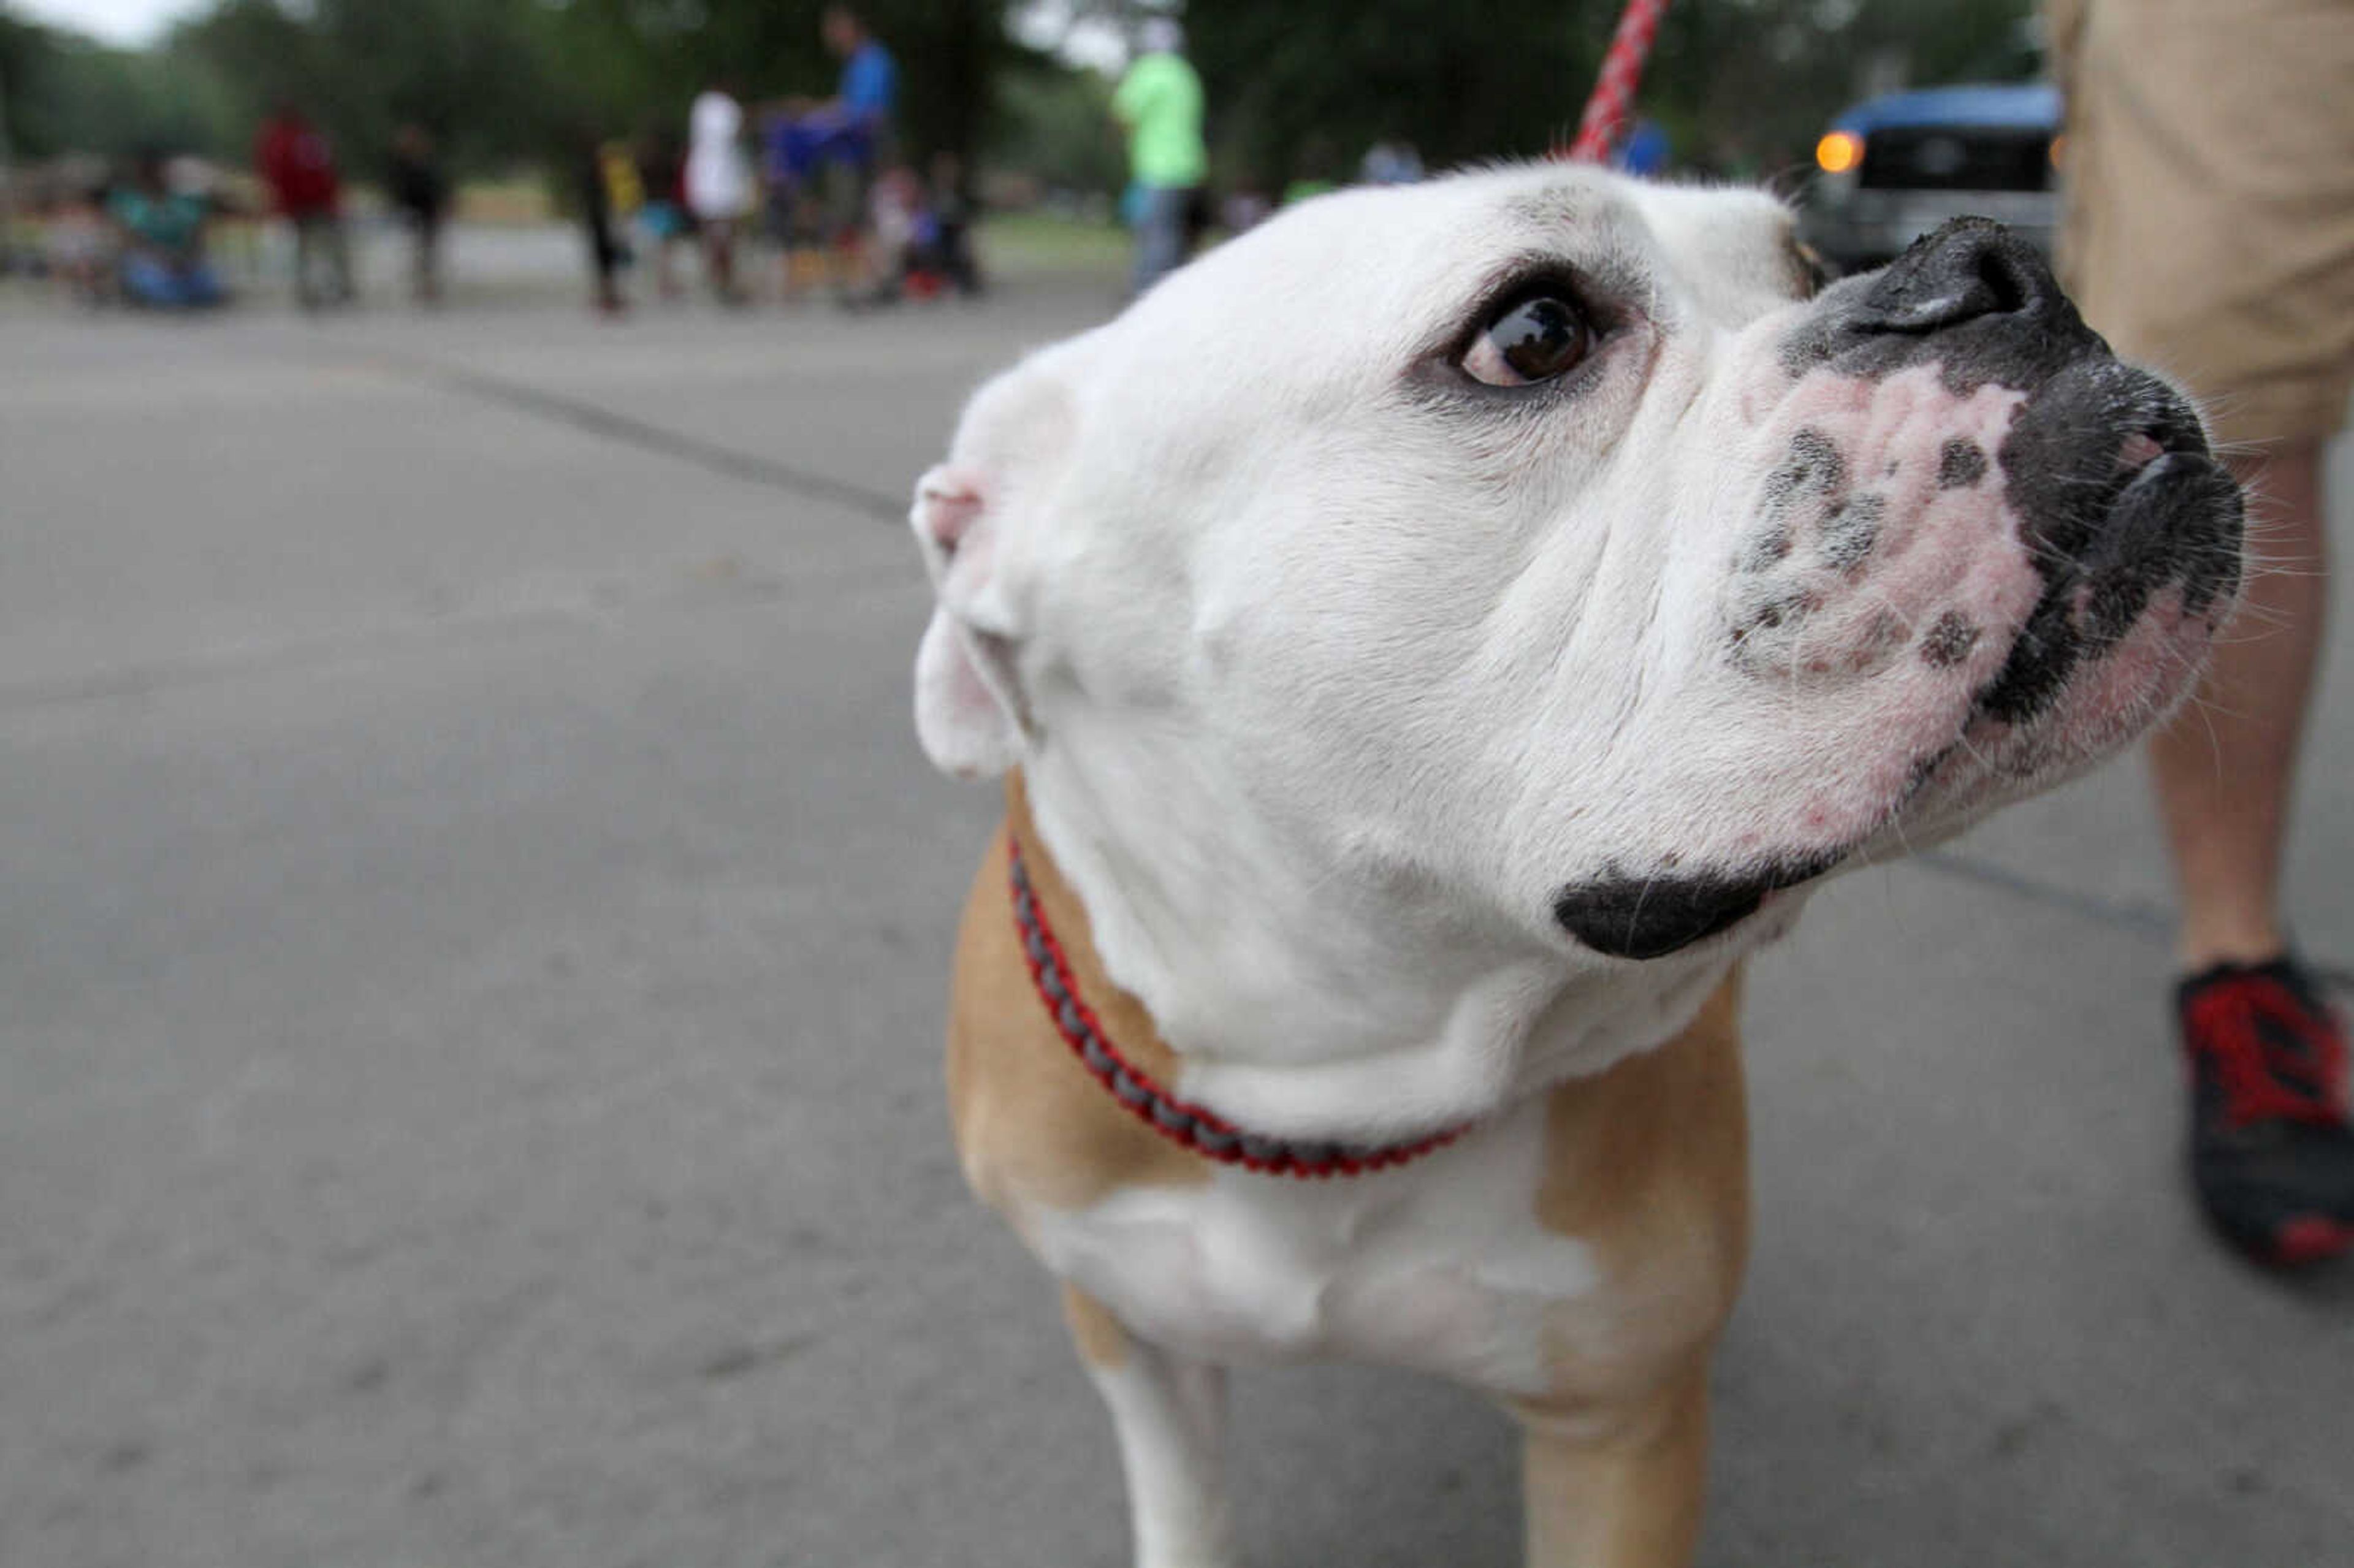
[[944, 783, 1209, 1218], [943, 783, 1747, 1406]]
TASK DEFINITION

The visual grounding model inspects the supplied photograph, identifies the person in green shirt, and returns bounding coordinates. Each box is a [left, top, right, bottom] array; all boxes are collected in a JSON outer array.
[[1111, 18, 1208, 297]]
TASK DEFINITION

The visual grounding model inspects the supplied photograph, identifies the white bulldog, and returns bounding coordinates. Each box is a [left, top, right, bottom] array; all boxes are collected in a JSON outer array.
[[909, 166, 2243, 1567]]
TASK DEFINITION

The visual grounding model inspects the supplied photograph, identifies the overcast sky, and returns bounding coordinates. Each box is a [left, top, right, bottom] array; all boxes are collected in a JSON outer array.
[[13, 0, 205, 45]]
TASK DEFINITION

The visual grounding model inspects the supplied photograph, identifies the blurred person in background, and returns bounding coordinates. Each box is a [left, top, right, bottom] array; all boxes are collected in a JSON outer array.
[[576, 124, 630, 318], [1615, 118, 1672, 178], [756, 102, 842, 302], [254, 101, 352, 310], [1111, 16, 1206, 298], [1358, 137, 1425, 186], [109, 151, 224, 310], [809, 4, 900, 303], [2049, 0, 2354, 1268], [634, 128, 691, 303], [45, 183, 113, 306], [685, 78, 752, 303], [1220, 177, 1273, 237], [758, 102, 810, 300], [865, 160, 921, 302], [819, 3, 900, 147], [386, 124, 449, 305], [921, 150, 982, 299]]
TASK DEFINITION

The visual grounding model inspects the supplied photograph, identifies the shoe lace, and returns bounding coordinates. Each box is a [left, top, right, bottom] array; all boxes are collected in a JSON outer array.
[[2185, 974, 2350, 1130]]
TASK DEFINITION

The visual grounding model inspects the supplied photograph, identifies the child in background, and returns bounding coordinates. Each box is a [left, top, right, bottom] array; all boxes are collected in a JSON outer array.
[[45, 186, 113, 306], [386, 124, 450, 304], [919, 150, 982, 299], [110, 153, 224, 310], [577, 131, 629, 316], [685, 81, 753, 303], [860, 162, 921, 306], [634, 132, 691, 303], [599, 140, 644, 235]]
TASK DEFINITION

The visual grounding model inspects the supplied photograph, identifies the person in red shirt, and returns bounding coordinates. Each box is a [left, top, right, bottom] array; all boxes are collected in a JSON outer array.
[[254, 102, 354, 309]]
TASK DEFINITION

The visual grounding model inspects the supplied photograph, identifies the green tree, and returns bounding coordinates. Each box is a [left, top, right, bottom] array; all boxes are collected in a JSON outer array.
[[989, 50, 1123, 196], [1178, 0, 1604, 183], [171, 0, 550, 176], [1, 8, 235, 160]]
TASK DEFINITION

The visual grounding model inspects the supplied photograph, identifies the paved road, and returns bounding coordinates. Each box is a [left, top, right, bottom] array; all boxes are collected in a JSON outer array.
[[2, 278, 2349, 1568]]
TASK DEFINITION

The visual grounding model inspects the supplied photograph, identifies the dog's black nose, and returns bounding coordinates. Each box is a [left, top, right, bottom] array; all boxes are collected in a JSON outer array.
[[1848, 218, 2063, 337], [1780, 216, 2103, 389]]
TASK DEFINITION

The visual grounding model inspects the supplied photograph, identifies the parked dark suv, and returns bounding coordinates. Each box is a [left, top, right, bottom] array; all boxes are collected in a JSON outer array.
[[1800, 82, 2061, 273]]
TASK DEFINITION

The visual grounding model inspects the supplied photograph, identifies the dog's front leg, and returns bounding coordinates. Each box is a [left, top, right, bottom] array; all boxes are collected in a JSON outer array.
[[1514, 1369, 1710, 1568], [1063, 1284, 1236, 1568]]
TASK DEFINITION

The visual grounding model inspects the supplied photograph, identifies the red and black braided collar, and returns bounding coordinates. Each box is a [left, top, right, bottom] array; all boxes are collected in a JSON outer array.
[[1006, 837, 1468, 1179]]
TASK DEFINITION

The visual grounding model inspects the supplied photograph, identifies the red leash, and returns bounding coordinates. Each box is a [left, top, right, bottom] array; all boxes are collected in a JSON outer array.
[[1562, 0, 1674, 164]]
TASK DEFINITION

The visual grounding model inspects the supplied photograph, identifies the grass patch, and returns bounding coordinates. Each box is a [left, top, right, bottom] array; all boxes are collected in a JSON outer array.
[[453, 179, 558, 224], [980, 210, 1129, 273]]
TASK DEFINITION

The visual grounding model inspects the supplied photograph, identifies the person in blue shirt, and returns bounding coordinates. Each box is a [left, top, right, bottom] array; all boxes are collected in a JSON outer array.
[[815, 4, 899, 301], [825, 5, 899, 149]]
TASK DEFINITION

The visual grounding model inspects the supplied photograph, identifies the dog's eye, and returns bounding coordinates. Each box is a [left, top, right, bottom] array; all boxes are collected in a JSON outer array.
[[1462, 294, 1594, 387]]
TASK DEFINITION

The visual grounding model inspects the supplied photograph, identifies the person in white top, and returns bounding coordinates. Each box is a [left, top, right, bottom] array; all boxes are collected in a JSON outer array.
[[685, 82, 752, 302]]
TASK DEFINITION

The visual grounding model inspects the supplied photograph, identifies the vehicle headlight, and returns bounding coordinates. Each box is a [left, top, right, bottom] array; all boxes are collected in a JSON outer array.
[[1816, 131, 1864, 175]]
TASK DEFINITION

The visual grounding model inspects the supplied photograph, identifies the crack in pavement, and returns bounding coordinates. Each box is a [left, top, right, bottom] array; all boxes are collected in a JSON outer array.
[[1916, 848, 2353, 989], [337, 344, 912, 522], [0, 558, 916, 715]]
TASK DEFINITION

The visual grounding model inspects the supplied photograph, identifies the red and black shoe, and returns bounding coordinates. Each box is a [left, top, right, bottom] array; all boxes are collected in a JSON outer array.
[[2178, 957, 2354, 1268]]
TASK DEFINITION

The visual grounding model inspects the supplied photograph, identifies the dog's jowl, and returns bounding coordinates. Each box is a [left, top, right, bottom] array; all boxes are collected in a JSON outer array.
[[909, 166, 2244, 1568]]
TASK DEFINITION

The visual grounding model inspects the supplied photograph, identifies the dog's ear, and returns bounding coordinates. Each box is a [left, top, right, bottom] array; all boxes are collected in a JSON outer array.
[[909, 354, 1088, 779], [912, 464, 1029, 777]]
